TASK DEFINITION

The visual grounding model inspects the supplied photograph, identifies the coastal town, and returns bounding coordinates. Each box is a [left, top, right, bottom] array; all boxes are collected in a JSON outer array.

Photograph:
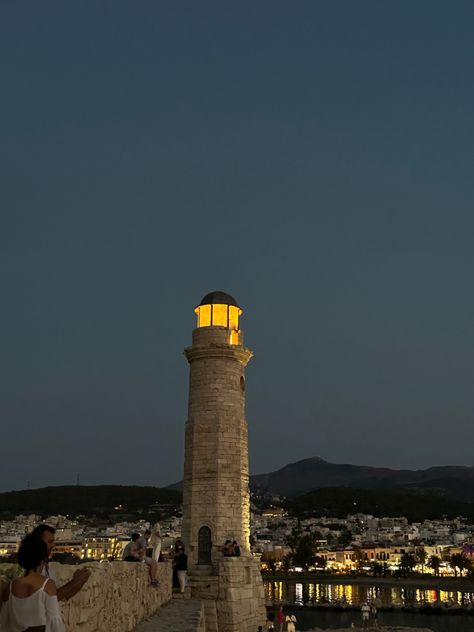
[[2, 504, 473, 579]]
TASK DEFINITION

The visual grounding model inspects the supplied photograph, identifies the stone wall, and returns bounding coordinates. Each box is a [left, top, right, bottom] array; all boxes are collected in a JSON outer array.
[[216, 557, 266, 632], [190, 557, 266, 632], [0, 561, 172, 632]]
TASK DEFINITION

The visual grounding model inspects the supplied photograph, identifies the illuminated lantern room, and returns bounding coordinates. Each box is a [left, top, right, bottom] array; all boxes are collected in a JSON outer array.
[[195, 291, 243, 345]]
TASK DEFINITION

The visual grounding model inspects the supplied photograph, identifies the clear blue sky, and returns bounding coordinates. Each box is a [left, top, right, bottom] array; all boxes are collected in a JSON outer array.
[[1, 1, 473, 491]]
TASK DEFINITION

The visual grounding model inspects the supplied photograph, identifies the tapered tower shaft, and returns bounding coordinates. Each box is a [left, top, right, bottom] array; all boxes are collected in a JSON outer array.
[[180, 291, 265, 632], [182, 292, 252, 567]]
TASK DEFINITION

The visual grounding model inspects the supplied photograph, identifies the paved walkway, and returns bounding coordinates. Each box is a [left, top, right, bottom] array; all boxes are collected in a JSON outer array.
[[133, 598, 204, 632]]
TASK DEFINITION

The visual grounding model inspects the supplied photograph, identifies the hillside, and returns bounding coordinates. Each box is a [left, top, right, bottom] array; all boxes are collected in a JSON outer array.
[[250, 456, 474, 500], [0, 485, 181, 519], [285, 486, 474, 523]]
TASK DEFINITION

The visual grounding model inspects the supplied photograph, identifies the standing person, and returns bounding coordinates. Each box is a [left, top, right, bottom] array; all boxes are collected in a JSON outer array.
[[277, 605, 284, 632], [0, 534, 65, 632], [370, 602, 378, 628], [172, 542, 182, 591], [266, 610, 275, 631], [174, 546, 188, 593], [361, 602, 370, 628], [31, 524, 90, 602], [149, 523, 162, 562], [285, 613, 297, 632]]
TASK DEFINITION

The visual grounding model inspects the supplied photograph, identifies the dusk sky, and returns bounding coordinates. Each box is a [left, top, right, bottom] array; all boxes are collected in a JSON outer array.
[[1, 1, 474, 492]]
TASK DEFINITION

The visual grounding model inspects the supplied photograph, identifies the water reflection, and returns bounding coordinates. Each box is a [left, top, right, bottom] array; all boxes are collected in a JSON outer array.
[[264, 580, 474, 607]]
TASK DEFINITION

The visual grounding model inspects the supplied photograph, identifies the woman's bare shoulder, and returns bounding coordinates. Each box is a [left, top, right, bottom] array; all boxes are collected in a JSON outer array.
[[43, 579, 57, 596], [11, 574, 49, 597]]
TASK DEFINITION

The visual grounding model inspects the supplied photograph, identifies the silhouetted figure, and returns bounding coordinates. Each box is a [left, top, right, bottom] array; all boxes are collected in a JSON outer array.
[[173, 546, 188, 593], [231, 540, 241, 557]]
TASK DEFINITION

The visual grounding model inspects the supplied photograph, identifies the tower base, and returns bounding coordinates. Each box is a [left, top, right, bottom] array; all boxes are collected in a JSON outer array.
[[189, 557, 266, 632]]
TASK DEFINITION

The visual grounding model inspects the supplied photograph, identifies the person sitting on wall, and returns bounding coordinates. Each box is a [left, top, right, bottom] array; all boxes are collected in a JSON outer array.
[[123, 533, 160, 588], [122, 533, 141, 562], [223, 540, 232, 556], [140, 529, 153, 558], [231, 540, 241, 557], [149, 523, 162, 562]]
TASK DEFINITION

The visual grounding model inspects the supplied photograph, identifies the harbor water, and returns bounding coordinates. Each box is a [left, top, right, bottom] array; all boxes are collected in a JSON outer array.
[[264, 580, 474, 631]]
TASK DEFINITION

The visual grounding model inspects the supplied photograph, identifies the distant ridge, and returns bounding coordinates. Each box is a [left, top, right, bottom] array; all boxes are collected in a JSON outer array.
[[168, 456, 474, 501], [0, 485, 181, 518], [5, 459, 474, 516], [250, 456, 474, 501]]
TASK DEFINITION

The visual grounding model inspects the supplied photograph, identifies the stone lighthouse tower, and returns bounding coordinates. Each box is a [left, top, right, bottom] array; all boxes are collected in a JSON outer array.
[[182, 291, 265, 632]]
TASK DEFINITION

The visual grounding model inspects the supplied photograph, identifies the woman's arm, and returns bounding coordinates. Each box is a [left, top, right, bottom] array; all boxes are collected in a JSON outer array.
[[44, 583, 66, 632]]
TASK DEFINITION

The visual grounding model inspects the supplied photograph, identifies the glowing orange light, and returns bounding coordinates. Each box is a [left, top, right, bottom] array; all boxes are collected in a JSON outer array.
[[195, 303, 242, 345]]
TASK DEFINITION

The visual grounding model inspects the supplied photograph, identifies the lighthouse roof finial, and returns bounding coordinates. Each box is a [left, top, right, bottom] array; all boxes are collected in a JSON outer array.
[[198, 291, 240, 308]]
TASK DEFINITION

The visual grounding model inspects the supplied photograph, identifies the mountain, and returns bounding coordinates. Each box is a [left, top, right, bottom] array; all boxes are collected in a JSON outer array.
[[250, 456, 474, 501]]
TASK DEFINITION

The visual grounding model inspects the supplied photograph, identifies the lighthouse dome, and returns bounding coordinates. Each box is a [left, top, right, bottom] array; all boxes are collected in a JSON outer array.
[[198, 291, 239, 308]]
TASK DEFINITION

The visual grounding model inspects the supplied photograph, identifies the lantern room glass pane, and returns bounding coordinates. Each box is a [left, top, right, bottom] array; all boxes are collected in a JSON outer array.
[[228, 305, 240, 331], [212, 304, 228, 327], [195, 304, 211, 327]]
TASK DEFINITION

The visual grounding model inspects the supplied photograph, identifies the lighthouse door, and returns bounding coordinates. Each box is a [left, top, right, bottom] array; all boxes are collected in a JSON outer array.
[[197, 526, 212, 565]]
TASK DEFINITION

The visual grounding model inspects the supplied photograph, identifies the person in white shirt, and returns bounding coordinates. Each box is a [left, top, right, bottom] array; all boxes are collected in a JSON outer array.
[[149, 523, 162, 562], [0, 533, 65, 632], [285, 613, 297, 632], [361, 602, 370, 628]]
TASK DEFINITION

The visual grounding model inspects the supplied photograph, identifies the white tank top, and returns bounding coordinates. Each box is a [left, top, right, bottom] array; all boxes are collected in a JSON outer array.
[[0, 577, 65, 632]]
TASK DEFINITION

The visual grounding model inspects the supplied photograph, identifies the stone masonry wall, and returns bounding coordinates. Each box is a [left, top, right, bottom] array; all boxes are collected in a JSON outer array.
[[0, 561, 172, 632], [183, 326, 252, 567], [216, 557, 266, 632]]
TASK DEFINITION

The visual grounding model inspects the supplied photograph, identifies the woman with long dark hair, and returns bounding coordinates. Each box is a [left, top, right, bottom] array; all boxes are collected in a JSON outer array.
[[0, 534, 65, 632]]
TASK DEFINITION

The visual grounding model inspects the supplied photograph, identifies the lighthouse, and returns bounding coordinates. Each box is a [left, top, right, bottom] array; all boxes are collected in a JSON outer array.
[[181, 291, 265, 632]]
